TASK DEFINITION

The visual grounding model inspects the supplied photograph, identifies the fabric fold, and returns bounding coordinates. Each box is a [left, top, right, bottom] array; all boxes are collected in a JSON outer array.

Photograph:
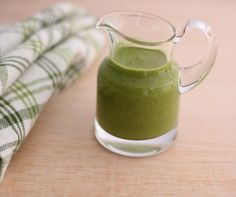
[[0, 13, 97, 95], [0, 3, 105, 181]]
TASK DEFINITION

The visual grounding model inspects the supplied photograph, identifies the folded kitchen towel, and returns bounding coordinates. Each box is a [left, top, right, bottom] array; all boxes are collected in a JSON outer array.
[[0, 10, 97, 95], [0, 4, 104, 181]]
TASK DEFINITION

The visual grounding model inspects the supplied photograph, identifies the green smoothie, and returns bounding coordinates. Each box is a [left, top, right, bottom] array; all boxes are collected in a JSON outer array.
[[96, 45, 179, 140]]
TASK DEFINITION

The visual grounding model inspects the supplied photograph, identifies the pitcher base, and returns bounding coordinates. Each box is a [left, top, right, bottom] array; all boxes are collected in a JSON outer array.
[[94, 120, 177, 157]]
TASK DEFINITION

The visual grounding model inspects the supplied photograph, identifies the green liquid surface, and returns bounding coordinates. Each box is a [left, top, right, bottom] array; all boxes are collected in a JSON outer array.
[[97, 45, 180, 140]]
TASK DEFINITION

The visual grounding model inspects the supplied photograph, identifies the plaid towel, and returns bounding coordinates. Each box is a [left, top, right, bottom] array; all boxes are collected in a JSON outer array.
[[0, 4, 104, 181], [0, 12, 96, 95]]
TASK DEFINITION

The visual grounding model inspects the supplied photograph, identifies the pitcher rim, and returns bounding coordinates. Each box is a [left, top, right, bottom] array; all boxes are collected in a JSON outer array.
[[96, 11, 176, 46]]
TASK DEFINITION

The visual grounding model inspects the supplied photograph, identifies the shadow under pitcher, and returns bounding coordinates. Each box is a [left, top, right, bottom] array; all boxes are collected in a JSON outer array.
[[95, 11, 217, 157]]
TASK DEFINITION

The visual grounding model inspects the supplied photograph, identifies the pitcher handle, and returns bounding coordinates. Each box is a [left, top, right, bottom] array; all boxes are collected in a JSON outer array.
[[174, 19, 217, 94]]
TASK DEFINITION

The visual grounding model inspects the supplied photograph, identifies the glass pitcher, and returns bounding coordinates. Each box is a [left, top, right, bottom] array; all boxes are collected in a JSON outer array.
[[95, 11, 217, 157]]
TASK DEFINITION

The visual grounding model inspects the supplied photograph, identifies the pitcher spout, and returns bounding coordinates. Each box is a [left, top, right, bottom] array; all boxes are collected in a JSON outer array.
[[96, 16, 112, 30], [96, 13, 125, 44], [96, 11, 176, 46]]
